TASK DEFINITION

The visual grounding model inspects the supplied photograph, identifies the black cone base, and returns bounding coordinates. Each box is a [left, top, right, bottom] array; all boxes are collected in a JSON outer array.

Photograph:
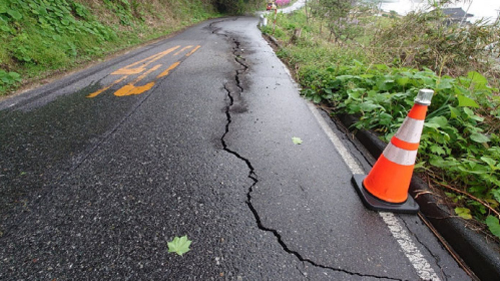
[[351, 174, 419, 214]]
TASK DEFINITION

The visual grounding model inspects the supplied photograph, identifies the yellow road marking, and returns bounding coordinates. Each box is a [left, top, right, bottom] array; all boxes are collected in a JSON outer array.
[[185, 45, 201, 57], [157, 61, 181, 79], [87, 44, 201, 98], [87, 76, 128, 98], [112, 46, 180, 75], [114, 64, 162, 96], [174, 46, 193, 56], [114, 82, 156, 97]]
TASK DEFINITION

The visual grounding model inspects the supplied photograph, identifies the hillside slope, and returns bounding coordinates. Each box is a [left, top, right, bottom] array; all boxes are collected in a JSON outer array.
[[0, 0, 258, 96]]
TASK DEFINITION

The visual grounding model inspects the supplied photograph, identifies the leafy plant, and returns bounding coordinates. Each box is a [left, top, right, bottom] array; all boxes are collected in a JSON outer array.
[[486, 216, 500, 240], [267, 0, 500, 242], [103, 0, 135, 25], [0, 0, 220, 95], [214, 0, 261, 14], [0, 70, 21, 93], [299, 59, 500, 239], [71, 2, 91, 20], [455, 207, 472, 220]]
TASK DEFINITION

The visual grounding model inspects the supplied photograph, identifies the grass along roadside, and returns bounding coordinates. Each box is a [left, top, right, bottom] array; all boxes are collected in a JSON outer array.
[[0, 0, 221, 96], [262, 4, 500, 243]]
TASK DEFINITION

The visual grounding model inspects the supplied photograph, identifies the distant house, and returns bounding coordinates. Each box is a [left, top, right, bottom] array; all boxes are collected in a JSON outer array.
[[441, 7, 474, 25]]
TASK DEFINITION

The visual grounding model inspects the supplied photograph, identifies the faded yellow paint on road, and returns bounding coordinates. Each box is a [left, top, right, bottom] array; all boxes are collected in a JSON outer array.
[[114, 64, 161, 96], [87, 44, 201, 98], [87, 76, 128, 98], [174, 46, 194, 56], [186, 46, 201, 57], [112, 46, 180, 75], [157, 62, 180, 79]]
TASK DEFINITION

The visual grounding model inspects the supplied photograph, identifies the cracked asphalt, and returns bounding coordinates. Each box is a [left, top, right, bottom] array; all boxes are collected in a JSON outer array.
[[0, 17, 472, 280]]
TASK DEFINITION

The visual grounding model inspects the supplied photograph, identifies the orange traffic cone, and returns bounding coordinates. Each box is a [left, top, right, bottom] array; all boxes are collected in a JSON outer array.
[[352, 89, 434, 214]]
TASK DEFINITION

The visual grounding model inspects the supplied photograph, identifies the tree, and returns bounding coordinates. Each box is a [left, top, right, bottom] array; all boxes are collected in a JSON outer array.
[[213, 0, 260, 14], [308, 0, 369, 43]]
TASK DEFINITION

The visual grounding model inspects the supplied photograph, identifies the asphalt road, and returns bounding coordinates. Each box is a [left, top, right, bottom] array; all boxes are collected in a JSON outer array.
[[0, 17, 472, 280]]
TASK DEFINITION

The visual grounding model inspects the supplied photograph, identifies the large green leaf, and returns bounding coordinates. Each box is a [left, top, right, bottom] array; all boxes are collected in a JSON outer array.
[[347, 88, 363, 99], [429, 155, 448, 168], [436, 78, 454, 91], [313, 95, 321, 104], [485, 216, 500, 239], [467, 71, 488, 89], [462, 108, 484, 123], [449, 105, 460, 119], [491, 189, 500, 204], [374, 64, 389, 70], [0, 3, 7, 13], [481, 156, 498, 169], [457, 95, 479, 108], [455, 207, 472, 219], [429, 144, 446, 155], [396, 76, 410, 87], [7, 9, 22, 20], [359, 101, 379, 112], [470, 133, 490, 143], [424, 116, 448, 129]]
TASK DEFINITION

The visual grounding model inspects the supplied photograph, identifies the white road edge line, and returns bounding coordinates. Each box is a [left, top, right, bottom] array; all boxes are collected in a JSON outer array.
[[306, 101, 441, 281]]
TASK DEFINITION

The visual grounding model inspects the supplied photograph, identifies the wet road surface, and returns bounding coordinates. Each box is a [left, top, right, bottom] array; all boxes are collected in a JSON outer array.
[[0, 17, 471, 280]]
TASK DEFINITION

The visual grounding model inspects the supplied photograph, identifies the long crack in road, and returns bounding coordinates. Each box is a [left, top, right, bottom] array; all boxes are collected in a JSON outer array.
[[214, 18, 405, 281]]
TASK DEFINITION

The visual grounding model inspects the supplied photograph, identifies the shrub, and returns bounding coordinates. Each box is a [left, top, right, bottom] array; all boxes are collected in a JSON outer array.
[[301, 60, 500, 239], [373, 8, 500, 78]]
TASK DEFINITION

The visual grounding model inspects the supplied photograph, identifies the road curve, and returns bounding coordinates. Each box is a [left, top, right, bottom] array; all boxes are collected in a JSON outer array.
[[0, 16, 471, 281]]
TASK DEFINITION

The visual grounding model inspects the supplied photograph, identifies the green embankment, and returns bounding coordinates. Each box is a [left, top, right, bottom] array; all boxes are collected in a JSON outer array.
[[263, 3, 500, 242], [0, 0, 256, 96]]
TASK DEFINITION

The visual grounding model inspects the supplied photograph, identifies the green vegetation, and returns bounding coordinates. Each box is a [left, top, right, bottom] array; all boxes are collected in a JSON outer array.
[[211, 0, 263, 15], [0, 0, 225, 96], [263, 1, 500, 240]]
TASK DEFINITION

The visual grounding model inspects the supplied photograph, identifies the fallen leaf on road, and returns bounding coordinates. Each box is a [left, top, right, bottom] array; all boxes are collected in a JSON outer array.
[[292, 137, 303, 145], [168, 235, 192, 256]]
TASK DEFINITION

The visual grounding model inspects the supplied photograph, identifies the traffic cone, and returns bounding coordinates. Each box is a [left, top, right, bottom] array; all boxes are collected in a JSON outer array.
[[351, 89, 434, 214]]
